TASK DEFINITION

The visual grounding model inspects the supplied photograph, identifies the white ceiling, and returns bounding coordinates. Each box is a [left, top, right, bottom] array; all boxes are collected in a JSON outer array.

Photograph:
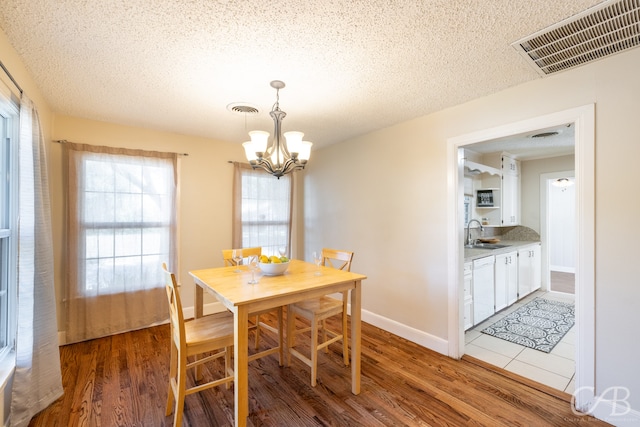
[[466, 123, 576, 160], [0, 0, 604, 150]]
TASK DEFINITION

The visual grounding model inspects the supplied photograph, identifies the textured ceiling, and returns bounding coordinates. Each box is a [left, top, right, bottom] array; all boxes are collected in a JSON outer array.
[[0, 0, 604, 149]]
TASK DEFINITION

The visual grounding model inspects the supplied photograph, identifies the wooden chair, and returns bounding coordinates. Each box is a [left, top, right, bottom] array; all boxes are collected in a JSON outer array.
[[162, 263, 234, 427], [287, 248, 354, 386], [221, 247, 284, 364]]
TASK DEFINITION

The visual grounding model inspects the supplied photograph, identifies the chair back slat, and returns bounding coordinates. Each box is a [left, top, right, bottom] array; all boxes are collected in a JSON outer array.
[[221, 247, 262, 266], [322, 248, 354, 272], [162, 263, 186, 349]]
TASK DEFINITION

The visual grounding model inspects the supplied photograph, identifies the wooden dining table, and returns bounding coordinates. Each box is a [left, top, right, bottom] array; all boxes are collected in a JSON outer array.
[[189, 259, 367, 427]]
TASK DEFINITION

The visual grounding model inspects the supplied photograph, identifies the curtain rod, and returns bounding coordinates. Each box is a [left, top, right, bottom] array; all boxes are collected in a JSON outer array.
[[0, 60, 24, 95], [53, 140, 189, 156]]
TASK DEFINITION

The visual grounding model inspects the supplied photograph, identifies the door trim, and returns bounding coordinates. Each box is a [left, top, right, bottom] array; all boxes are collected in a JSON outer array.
[[446, 104, 595, 412]]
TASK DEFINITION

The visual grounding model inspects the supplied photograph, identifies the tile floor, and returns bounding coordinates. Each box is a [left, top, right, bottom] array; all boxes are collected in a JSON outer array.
[[464, 290, 576, 393]]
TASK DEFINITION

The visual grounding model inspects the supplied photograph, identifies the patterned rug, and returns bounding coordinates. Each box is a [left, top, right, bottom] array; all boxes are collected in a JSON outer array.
[[481, 298, 574, 353]]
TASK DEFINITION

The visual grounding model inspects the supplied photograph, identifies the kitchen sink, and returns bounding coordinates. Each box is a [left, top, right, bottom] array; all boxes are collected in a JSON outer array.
[[465, 243, 511, 250]]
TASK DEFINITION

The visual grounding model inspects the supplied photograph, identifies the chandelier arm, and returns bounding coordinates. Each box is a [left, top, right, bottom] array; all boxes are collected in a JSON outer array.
[[280, 158, 305, 175], [252, 156, 304, 178]]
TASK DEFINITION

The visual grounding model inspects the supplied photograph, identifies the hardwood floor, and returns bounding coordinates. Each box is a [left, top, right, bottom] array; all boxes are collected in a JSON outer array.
[[29, 315, 609, 427]]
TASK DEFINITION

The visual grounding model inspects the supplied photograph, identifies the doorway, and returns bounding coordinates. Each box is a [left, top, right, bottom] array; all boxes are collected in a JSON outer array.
[[542, 172, 576, 294], [461, 130, 576, 391], [446, 105, 595, 411]]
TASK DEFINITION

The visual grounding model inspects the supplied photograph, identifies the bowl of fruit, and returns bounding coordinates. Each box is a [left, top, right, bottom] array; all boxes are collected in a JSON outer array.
[[258, 255, 290, 276]]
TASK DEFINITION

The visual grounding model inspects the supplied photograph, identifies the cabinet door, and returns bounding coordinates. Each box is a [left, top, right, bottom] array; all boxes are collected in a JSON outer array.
[[463, 262, 473, 329], [495, 252, 517, 311], [506, 254, 518, 305], [530, 244, 541, 292], [501, 155, 520, 226], [503, 155, 519, 175], [494, 253, 508, 312], [518, 244, 541, 298], [502, 173, 519, 225]]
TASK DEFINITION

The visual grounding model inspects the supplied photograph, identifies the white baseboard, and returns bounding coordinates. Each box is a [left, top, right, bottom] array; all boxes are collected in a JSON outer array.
[[360, 308, 449, 356], [550, 265, 575, 273], [183, 301, 227, 319], [585, 397, 640, 426]]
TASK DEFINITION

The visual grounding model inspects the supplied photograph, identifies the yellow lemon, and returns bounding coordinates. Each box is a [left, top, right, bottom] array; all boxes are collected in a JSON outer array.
[[270, 256, 281, 263], [260, 255, 270, 263]]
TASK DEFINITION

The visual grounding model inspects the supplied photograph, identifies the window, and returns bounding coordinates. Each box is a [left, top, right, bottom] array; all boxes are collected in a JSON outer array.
[[233, 163, 292, 256], [0, 88, 18, 359], [79, 153, 174, 294], [64, 143, 177, 343]]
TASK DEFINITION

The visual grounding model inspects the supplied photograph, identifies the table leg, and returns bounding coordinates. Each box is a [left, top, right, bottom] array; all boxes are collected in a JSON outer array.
[[194, 283, 204, 319], [194, 283, 204, 379], [350, 280, 362, 395], [234, 305, 249, 427]]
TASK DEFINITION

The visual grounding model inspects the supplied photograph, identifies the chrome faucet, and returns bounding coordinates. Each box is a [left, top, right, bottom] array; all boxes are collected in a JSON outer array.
[[466, 219, 484, 247]]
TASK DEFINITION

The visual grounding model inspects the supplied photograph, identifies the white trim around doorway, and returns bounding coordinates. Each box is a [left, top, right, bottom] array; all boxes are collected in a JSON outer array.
[[446, 104, 595, 413]]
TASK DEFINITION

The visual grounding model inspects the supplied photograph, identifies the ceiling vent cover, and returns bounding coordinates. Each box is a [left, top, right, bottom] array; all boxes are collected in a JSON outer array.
[[512, 0, 640, 76], [227, 103, 259, 115]]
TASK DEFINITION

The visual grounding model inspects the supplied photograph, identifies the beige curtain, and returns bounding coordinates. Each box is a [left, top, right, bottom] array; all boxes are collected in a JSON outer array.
[[63, 142, 178, 343], [232, 162, 293, 256], [10, 94, 63, 427]]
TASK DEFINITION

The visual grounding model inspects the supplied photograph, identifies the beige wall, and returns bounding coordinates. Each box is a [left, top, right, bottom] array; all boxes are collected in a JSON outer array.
[[305, 47, 640, 409], [521, 154, 575, 233]]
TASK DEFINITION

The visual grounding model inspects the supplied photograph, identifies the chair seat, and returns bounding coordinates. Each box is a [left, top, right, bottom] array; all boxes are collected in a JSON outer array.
[[290, 296, 343, 320], [185, 312, 235, 356]]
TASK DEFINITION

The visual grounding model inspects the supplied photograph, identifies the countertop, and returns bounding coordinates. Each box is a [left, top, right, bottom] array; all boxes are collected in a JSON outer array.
[[464, 240, 540, 262]]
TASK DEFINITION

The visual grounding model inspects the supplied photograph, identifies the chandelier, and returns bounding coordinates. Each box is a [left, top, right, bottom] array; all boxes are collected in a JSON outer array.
[[242, 80, 312, 179]]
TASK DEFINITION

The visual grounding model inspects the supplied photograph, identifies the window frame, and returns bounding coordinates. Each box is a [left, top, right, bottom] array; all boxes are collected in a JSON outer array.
[[0, 88, 19, 369]]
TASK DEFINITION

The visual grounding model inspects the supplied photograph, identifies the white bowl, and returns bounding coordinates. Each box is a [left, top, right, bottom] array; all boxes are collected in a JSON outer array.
[[258, 261, 290, 276]]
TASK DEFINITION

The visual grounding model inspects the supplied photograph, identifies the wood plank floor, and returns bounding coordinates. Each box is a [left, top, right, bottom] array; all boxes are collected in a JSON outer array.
[[29, 315, 610, 426]]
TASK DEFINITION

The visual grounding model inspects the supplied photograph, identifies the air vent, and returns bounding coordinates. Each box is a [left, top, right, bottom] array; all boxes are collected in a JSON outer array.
[[227, 103, 259, 114], [512, 0, 640, 76]]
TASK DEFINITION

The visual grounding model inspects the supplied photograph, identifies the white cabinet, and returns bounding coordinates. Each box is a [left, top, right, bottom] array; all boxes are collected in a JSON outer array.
[[518, 243, 541, 298], [501, 155, 520, 226], [502, 172, 519, 225], [494, 251, 518, 311], [502, 155, 519, 175], [481, 152, 520, 226], [472, 256, 495, 325], [464, 262, 473, 330]]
